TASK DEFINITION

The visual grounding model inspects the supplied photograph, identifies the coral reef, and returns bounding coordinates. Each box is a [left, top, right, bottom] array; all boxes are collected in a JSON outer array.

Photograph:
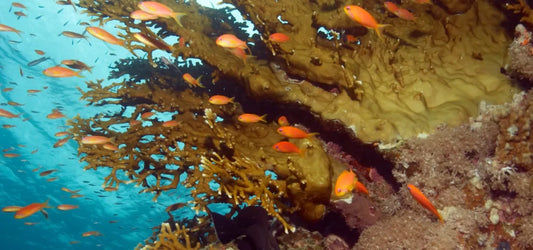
[[68, 0, 533, 248], [137, 222, 200, 250], [355, 90, 533, 249], [506, 24, 533, 81]]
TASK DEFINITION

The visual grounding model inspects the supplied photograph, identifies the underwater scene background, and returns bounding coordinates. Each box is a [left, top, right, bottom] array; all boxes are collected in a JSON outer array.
[[1, 0, 533, 249]]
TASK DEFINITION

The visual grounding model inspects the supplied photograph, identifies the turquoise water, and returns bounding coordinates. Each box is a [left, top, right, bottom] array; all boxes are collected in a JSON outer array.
[[0, 1, 202, 249]]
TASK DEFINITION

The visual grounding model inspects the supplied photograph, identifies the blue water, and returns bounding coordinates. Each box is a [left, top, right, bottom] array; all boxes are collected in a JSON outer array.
[[0, 1, 207, 249]]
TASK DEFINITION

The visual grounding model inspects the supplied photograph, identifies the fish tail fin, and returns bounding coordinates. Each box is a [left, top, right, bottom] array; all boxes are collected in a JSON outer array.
[[354, 181, 369, 196], [307, 132, 319, 138], [87, 66, 94, 73], [229, 97, 235, 103], [75, 70, 84, 78], [172, 12, 187, 27], [375, 24, 390, 40], [436, 211, 444, 223], [43, 198, 52, 209], [15, 29, 23, 37], [196, 75, 205, 88], [259, 114, 267, 123]]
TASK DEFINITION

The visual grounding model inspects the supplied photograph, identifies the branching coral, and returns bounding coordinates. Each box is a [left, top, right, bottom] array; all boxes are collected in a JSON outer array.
[[137, 222, 200, 250]]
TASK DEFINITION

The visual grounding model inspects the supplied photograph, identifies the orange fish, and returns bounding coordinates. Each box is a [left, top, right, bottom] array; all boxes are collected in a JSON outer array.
[[24, 222, 39, 226], [53, 137, 70, 148], [228, 47, 249, 61], [208, 95, 234, 105], [182, 73, 205, 88], [81, 135, 112, 145], [104, 186, 118, 192], [2, 206, 22, 212], [43, 66, 82, 78], [129, 120, 141, 127], [57, 204, 79, 211], [354, 181, 369, 196], [0, 108, 19, 118], [47, 177, 58, 182], [133, 33, 172, 52], [55, 131, 70, 137], [130, 10, 158, 21], [384, 1, 398, 14], [12, 2, 26, 8], [272, 141, 304, 156], [162, 120, 180, 128], [407, 184, 444, 223], [216, 34, 250, 53], [277, 126, 316, 139], [47, 109, 66, 119], [277, 116, 290, 126], [14, 199, 52, 219], [7, 101, 23, 106], [343, 5, 388, 39], [86, 27, 124, 46], [14, 11, 26, 17], [27, 89, 41, 93], [137, 1, 187, 27], [39, 169, 58, 176], [35, 49, 45, 55], [0, 24, 22, 36], [238, 113, 266, 123], [70, 194, 84, 198], [2, 124, 15, 129], [82, 231, 102, 237], [141, 111, 154, 119], [335, 169, 356, 197], [395, 8, 416, 21], [3, 87, 13, 92], [269, 33, 290, 43], [102, 143, 118, 151], [3, 153, 20, 158], [61, 187, 81, 194]]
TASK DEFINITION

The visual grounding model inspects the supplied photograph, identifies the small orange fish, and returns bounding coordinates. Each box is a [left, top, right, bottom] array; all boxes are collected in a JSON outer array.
[[2, 206, 22, 212], [39, 169, 58, 177], [407, 184, 444, 223], [238, 113, 266, 123], [86, 27, 124, 46], [129, 120, 141, 126], [141, 111, 154, 119], [182, 73, 205, 88], [55, 131, 70, 137], [14, 11, 26, 17], [47, 110, 66, 119], [0, 24, 22, 36], [104, 186, 118, 192], [2, 124, 15, 129], [61, 31, 87, 39], [7, 101, 23, 106], [228, 47, 249, 61], [14, 199, 52, 219], [57, 204, 79, 211], [335, 169, 356, 197], [12, 2, 26, 9], [208, 95, 234, 105], [3, 87, 13, 92], [0, 108, 19, 118], [269, 33, 290, 43], [277, 116, 290, 126], [384, 1, 398, 14], [47, 177, 58, 182], [345, 34, 358, 43], [272, 141, 304, 156], [61, 187, 81, 194], [354, 181, 369, 196], [3, 153, 20, 158], [43, 66, 82, 78], [130, 10, 158, 21], [162, 120, 180, 128], [70, 194, 84, 198], [24, 222, 39, 226], [137, 1, 187, 27], [216, 34, 250, 53], [344, 5, 388, 39], [395, 8, 416, 21], [53, 137, 70, 148], [35, 49, 45, 55], [102, 143, 118, 151], [277, 126, 317, 139], [82, 231, 102, 237], [27, 89, 41, 93], [133, 33, 172, 52], [81, 135, 112, 145]]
